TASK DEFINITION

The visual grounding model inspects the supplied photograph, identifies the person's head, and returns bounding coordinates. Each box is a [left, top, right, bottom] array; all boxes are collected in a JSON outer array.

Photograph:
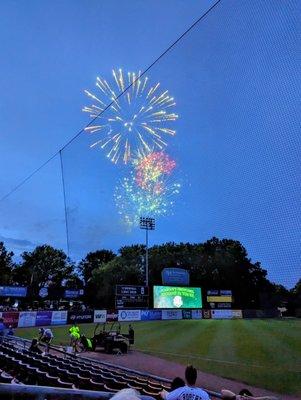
[[39, 328, 44, 334], [185, 365, 197, 386], [239, 389, 253, 397], [171, 377, 185, 391], [110, 388, 140, 400]]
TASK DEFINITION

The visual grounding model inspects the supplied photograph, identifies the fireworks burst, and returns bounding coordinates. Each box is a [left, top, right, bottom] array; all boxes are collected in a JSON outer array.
[[114, 173, 181, 227], [83, 69, 178, 164], [134, 151, 176, 192]]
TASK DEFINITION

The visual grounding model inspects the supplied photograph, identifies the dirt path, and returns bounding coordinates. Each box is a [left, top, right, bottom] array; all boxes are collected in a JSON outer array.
[[81, 350, 299, 400]]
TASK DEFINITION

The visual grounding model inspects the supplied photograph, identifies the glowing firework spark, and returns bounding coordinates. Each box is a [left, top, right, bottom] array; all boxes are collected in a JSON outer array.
[[83, 69, 178, 164], [134, 151, 176, 192], [114, 173, 181, 227]]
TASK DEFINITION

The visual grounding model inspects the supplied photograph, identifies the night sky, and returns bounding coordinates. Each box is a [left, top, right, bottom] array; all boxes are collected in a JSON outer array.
[[0, 0, 299, 288]]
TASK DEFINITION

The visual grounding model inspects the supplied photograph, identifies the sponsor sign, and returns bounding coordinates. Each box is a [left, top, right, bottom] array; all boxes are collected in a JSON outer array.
[[39, 287, 48, 298], [2, 312, 19, 328], [0, 286, 27, 297], [161, 309, 182, 320], [118, 310, 141, 322], [231, 310, 242, 319], [106, 310, 118, 322], [202, 309, 212, 319], [217, 303, 232, 308], [220, 290, 232, 296], [161, 268, 190, 286], [182, 310, 192, 319], [64, 289, 83, 299], [207, 289, 219, 296], [207, 296, 232, 303], [94, 310, 107, 323], [35, 311, 52, 326], [191, 309, 202, 319], [211, 310, 242, 319], [51, 311, 68, 326], [18, 312, 37, 327], [67, 311, 93, 324], [116, 285, 148, 296], [140, 310, 162, 321]]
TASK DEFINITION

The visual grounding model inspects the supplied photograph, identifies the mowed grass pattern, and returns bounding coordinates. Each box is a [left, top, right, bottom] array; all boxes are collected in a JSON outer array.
[[16, 319, 301, 396]]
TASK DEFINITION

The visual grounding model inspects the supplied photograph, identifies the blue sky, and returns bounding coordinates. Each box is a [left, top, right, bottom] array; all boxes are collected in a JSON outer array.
[[0, 0, 299, 288]]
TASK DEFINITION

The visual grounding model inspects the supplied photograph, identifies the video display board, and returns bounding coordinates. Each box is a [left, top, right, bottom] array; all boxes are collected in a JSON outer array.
[[153, 286, 202, 309]]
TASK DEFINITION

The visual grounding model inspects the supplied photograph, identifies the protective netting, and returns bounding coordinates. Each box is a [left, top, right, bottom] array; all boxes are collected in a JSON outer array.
[[0, 0, 300, 288]]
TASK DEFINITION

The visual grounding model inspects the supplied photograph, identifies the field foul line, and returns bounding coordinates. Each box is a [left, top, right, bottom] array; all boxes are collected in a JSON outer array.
[[141, 350, 301, 372]]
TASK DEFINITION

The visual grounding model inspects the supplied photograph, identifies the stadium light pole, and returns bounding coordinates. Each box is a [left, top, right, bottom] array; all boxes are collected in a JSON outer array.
[[139, 217, 155, 287]]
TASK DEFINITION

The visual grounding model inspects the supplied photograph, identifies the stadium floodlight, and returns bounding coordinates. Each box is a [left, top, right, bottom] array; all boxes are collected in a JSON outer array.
[[139, 217, 155, 287]]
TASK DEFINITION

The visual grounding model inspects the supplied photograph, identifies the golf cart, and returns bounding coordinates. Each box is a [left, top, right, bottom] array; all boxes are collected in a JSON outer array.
[[91, 322, 134, 354]]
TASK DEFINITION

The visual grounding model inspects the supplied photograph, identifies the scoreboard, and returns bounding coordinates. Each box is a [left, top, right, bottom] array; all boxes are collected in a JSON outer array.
[[115, 285, 149, 309]]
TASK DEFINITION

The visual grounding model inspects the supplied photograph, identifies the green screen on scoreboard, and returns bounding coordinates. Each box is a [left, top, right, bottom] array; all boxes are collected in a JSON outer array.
[[153, 286, 202, 309]]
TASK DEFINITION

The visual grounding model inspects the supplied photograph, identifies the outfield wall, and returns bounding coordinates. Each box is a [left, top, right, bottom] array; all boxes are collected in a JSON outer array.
[[1, 308, 282, 328]]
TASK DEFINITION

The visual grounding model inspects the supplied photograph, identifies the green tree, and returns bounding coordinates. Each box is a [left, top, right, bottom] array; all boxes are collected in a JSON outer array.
[[89, 255, 144, 308], [0, 242, 14, 285], [13, 245, 72, 298], [78, 249, 116, 285]]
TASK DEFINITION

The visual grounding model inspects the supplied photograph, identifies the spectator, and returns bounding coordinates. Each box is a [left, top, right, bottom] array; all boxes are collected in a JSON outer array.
[[161, 377, 185, 399], [29, 339, 43, 354], [38, 328, 54, 344], [7, 325, 14, 336], [111, 388, 140, 400], [166, 365, 210, 400], [0, 318, 6, 343], [171, 377, 185, 391]]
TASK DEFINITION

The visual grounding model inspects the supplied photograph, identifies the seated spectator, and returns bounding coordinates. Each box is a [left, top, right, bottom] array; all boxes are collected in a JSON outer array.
[[221, 389, 277, 400], [7, 325, 14, 336], [165, 365, 210, 400], [161, 377, 185, 399], [29, 339, 43, 354], [0, 318, 6, 343], [111, 388, 140, 400]]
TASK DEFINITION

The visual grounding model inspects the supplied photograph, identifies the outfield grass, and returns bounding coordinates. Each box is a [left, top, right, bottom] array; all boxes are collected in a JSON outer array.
[[16, 319, 301, 396]]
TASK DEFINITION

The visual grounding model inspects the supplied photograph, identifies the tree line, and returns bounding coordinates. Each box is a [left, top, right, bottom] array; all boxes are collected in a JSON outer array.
[[0, 237, 300, 311]]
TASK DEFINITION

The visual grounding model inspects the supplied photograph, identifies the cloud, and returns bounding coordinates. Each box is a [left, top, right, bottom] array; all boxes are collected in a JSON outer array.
[[0, 235, 36, 251]]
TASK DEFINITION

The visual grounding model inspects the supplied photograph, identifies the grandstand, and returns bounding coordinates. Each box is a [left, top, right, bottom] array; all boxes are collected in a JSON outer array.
[[0, 336, 222, 400]]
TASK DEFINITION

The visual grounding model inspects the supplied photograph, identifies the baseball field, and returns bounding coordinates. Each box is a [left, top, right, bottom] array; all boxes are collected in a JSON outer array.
[[16, 319, 301, 396]]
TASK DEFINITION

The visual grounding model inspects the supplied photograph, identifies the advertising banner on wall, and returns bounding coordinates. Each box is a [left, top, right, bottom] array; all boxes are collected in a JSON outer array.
[[140, 310, 162, 321], [202, 309, 212, 319], [191, 309, 202, 319], [118, 310, 141, 322], [94, 310, 107, 323], [182, 310, 192, 319], [36, 311, 52, 326], [51, 311, 68, 325], [231, 310, 243, 319], [67, 311, 93, 324], [161, 309, 182, 320], [18, 311, 37, 327], [106, 310, 118, 322], [0, 286, 27, 297], [212, 310, 242, 319], [2, 312, 19, 328]]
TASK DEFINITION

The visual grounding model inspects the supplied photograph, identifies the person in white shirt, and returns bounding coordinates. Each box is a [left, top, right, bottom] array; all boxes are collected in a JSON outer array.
[[166, 365, 210, 400], [39, 328, 54, 344]]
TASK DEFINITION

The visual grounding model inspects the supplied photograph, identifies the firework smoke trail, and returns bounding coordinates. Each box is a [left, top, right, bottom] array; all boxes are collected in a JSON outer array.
[[83, 69, 178, 164]]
